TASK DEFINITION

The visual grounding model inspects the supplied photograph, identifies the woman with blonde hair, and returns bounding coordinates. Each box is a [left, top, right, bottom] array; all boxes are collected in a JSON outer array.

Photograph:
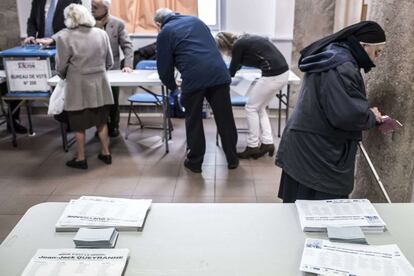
[[216, 32, 289, 159], [47, 4, 114, 169]]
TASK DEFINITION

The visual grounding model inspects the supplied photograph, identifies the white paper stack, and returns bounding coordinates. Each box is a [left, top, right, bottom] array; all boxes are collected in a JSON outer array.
[[21, 248, 129, 276], [55, 196, 152, 232], [74, 228, 119, 248], [300, 239, 414, 276], [295, 199, 386, 232]]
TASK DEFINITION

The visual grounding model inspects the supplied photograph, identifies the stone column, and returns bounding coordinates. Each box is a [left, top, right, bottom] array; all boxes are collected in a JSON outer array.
[[0, 0, 20, 51], [352, 0, 414, 202]]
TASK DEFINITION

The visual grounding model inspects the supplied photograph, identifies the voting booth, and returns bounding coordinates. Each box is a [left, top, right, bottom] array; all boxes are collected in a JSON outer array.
[[0, 45, 56, 147]]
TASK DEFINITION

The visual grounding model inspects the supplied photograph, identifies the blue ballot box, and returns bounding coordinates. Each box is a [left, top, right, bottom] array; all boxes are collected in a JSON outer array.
[[0, 44, 56, 94], [0, 45, 56, 147]]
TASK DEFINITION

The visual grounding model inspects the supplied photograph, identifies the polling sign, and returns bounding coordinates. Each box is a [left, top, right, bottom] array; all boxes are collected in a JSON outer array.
[[5, 59, 50, 92]]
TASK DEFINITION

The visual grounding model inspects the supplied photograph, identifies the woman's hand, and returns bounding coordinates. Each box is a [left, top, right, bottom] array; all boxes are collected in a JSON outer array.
[[370, 107, 383, 123]]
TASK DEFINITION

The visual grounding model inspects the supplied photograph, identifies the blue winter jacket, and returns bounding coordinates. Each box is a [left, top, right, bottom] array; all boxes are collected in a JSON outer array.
[[156, 14, 231, 93]]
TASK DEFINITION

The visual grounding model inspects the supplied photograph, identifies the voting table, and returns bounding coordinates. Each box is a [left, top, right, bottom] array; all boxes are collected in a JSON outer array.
[[49, 70, 300, 153], [0, 45, 55, 147], [48, 70, 171, 153], [0, 202, 413, 276], [0, 70, 6, 125]]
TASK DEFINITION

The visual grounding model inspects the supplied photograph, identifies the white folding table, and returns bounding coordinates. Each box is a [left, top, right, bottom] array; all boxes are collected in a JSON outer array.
[[1, 202, 413, 276], [48, 70, 172, 153]]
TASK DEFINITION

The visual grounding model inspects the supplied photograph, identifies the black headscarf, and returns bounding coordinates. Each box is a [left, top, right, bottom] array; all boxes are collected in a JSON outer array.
[[299, 21, 386, 73]]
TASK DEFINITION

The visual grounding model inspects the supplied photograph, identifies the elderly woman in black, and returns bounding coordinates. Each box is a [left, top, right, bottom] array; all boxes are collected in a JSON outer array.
[[276, 21, 386, 203]]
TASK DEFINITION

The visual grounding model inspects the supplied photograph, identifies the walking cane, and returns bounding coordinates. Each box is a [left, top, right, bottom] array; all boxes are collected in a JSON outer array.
[[358, 141, 392, 203]]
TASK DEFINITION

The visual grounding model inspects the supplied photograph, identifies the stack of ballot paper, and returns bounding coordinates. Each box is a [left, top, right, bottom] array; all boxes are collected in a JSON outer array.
[[21, 248, 129, 276], [327, 226, 367, 244], [74, 228, 119, 248], [295, 199, 386, 232], [300, 239, 414, 276], [56, 196, 152, 232]]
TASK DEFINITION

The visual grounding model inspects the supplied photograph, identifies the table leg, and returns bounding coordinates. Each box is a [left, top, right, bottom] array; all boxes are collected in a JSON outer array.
[[60, 122, 68, 152], [26, 101, 34, 135], [286, 84, 290, 123], [162, 86, 169, 154], [7, 102, 17, 147], [277, 89, 282, 137]]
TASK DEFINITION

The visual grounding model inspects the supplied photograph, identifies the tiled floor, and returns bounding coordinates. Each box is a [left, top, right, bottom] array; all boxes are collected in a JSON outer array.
[[0, 115, 283, 241]]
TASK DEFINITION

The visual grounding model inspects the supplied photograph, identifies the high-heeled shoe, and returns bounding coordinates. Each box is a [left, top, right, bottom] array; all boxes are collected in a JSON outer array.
[[259, 143, 275, 157]]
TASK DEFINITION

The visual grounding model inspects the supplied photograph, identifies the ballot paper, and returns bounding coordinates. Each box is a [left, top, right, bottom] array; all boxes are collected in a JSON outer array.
[[74, 228, 119, 248], [327, 226, 367, 244], [230, 71, 261, 96], [56, 196, 152, 232], [295, 199, 386, 232], [21, 248, 129, 276], [147, 72, 160, 80], [300, 239, 414, 276]]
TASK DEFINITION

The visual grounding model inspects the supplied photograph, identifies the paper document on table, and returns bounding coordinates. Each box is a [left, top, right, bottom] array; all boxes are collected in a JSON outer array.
[[55, 196, 152, 231], [74, 227, 119, 248], [295, 199, 386, 232], [147, 72, 160, 80], [300, 239, 414, 276], [21, 248, 129, 276]]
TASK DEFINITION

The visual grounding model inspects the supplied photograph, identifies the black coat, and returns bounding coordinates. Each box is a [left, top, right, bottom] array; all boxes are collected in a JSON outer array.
[[26, 0, 82, 38], [276, 43, 376, 196]]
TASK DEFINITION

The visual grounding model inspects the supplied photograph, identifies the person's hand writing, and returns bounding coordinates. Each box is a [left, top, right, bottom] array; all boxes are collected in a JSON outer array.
[[370, 107, 383, 123]]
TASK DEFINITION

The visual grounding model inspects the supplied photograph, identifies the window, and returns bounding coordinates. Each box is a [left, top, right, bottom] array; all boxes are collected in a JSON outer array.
[[198, 0, 221, 30], [109, 0, 221, 34]]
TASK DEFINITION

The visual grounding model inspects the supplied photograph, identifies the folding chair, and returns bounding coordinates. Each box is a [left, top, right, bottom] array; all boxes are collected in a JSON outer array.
[[125, 60, 173, 140]]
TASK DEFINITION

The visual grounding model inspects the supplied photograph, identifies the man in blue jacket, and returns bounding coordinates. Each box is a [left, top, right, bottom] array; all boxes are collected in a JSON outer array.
[[154, 8, 238, 173]]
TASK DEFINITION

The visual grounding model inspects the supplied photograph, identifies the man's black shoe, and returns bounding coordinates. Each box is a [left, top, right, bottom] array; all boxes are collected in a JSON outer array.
[[108, 128, 120, 138], [228, 158, 239, 170], [98, 153, 112, 165], [66, 158, 88, 170], [184, 159, 202, 173]]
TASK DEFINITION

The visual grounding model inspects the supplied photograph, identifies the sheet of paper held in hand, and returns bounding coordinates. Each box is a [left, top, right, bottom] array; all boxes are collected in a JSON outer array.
[[21, 248, 129, 276], [55, 196, 152, 231], [300, 239, 414, 276], [295, 199, 386, 232], [230, 71, 261, 96]]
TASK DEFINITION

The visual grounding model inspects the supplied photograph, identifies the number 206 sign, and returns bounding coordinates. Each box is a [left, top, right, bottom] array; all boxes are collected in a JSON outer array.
[[5, 60, 51, 92]]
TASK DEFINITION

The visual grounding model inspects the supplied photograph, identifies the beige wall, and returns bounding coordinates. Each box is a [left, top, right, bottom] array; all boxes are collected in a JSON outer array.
[[0, 0, 20, 50]]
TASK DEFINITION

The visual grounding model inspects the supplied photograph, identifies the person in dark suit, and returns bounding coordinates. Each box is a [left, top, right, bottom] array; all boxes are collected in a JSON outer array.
[[154, 8, 239, 173], [24, 0, 82, 44]]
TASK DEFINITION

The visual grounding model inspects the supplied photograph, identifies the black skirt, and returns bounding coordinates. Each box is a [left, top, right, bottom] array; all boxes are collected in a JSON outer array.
[[67, 105, 110, 132], [278, 170, 348, 203]]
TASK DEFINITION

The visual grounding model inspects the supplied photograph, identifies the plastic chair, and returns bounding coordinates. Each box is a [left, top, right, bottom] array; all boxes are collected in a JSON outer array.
[[125, 60, 173, 139]]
